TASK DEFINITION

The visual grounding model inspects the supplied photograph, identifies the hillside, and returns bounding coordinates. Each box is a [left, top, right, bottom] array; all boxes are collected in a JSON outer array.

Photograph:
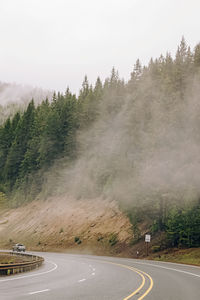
[[0, 196, 134, 256], [0, 38, 200, 256], [1, 197, 200, 265]]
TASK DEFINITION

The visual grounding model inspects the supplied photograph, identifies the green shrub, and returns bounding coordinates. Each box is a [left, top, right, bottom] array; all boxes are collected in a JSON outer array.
[[152, 245, 161, 253], [109, 233, 118, 246], [74, 236, 80, 243], [74, 236, 79, 242], [151, 220, 159, 233]]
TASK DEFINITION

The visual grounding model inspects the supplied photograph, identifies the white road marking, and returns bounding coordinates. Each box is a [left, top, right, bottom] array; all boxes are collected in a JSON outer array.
[[0, 261, 58, 282], [78, 278, 86, 282], [29, 289, 50, 295], [128, 258, 200, 269], [152, 259, 200, 269], [93, 268, 95, 271], [131, 261, 200, 278], [92, 272, 95, 276]]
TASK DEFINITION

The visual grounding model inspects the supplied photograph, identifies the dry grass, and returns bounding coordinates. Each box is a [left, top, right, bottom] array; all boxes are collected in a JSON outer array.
[[0, 254, 30, 264]]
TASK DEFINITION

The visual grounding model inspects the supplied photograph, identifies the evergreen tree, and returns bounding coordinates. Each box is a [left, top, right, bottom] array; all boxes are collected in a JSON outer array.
[[194, 43, 200, 68], [4, 100, 35, 188]]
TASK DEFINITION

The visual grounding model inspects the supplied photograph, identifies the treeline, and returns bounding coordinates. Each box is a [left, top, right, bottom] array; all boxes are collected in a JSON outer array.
[[1, 37, 200, 247], [166, 201, 200, 247], [0, 78, 103, 198]]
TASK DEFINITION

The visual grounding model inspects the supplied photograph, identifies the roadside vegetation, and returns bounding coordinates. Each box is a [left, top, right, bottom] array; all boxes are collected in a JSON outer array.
[[0, 38, 200, 251], [152, 248, 200, 266], [0, 254, 30, 264]]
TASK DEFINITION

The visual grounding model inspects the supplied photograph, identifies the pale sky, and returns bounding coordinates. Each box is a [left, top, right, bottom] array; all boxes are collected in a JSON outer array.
[[0, 0, 199, 94]]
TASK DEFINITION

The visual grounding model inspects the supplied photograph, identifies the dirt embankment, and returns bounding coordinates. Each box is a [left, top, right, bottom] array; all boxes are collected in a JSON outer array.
[[0, 196, 135, 256], [1, 197, 199, 264]]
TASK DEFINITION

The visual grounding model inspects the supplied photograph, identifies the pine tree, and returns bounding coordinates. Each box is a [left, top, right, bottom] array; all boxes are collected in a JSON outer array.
[[194, 43, 200, 68], [4, 100, 36, 188]]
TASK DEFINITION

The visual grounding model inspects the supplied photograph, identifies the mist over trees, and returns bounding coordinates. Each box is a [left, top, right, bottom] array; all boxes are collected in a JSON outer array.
[[0, 82, 53, 125], [1, 38, 200, 247]]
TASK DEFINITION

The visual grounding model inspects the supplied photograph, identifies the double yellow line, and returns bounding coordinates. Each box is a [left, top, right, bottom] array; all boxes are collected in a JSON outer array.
[[122, 264, 153, 300], [94, 259, 153, 299]]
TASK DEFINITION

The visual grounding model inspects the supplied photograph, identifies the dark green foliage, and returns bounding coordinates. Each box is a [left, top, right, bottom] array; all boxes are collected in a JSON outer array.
[[152, 245, 161, 253], [166, 202, 200, 247], [3, 101, 36, 188], [74, 236, 81, 244], [108, 233, 118, 246], [151, 220, 160, 234], [0, 87, 94, 195], [127, 210, 141, 241]]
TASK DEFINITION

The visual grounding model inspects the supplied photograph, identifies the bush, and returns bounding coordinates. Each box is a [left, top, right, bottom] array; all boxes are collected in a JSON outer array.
[[151, 220, 159, 233], [109, 233, 118, 246], [74, 236, 82, 244], [152, 245, 161, 253]]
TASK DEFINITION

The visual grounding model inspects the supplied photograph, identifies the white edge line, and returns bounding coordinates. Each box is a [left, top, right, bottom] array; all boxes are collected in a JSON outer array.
[[129, 258, 200, 269], [0, 260, 58, 282], [131, 261, 200, 278], [29, 289, 50, 295], [83, 256, 200, 279]]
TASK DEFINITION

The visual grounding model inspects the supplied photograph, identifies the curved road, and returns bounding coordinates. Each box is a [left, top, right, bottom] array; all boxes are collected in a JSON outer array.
[[0, 251, 200, 299]]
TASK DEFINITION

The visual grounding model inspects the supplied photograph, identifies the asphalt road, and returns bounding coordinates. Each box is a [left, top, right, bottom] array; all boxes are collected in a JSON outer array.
[[0, 251, 200, 299]]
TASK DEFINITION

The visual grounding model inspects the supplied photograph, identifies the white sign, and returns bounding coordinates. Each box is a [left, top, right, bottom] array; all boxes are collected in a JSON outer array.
[[145, 234, 151, 243]]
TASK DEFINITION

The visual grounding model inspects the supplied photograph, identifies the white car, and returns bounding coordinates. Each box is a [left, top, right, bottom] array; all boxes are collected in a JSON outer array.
[[12, 243, 26, 252]]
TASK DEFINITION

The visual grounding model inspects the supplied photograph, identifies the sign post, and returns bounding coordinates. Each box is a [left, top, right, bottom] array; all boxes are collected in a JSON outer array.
[[145, 234, 151, 256]]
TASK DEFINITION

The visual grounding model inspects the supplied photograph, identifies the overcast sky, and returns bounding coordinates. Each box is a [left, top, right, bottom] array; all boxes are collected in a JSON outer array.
[[0, 0, 199, 94]]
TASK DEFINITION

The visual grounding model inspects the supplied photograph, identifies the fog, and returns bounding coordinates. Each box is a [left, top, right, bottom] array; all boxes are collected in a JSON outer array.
[[1, 0, 200, 93], [42, 65, 200, 208], [0, 82, 53, 123]]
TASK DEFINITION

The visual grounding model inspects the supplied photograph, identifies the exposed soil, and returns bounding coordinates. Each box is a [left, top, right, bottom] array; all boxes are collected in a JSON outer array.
[[1, 196, 199, 264], [0, 196, 135, 256]]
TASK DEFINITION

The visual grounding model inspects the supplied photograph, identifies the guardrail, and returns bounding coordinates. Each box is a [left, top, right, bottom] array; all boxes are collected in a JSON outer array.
[[0, 252, 44, 276]]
